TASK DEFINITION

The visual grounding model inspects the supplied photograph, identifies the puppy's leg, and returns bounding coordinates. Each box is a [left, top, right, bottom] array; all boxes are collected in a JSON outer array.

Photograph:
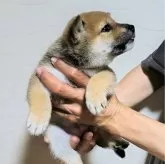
[[27, 74, 52, 135], [86, 69, 116, 115], [96, 129, 129, 158], [86, 69, 130, 158], [46, 125, 83, 164], [111, 138, 129, 158]]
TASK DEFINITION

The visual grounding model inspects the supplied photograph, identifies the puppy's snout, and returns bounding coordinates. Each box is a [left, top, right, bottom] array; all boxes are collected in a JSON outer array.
[[125, 24, 135, 33], [120, 24, 135, 33], [127, 24, 135, 33]]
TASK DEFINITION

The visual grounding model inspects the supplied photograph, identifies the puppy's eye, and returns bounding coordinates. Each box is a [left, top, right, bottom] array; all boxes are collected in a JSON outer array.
[[101, 24, 112, 32]]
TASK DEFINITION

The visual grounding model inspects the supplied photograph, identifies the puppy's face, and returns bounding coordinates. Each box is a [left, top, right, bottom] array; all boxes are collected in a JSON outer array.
[[63, 11, 135, 68]]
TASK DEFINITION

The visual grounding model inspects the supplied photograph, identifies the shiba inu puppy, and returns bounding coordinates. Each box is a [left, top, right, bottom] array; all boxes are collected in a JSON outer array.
[[27, 11, 135, 164]]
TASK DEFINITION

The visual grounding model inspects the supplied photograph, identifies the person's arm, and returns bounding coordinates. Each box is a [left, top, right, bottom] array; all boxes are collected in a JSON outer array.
[[97, 96, 165, 160], [115, 65, 154, 107]]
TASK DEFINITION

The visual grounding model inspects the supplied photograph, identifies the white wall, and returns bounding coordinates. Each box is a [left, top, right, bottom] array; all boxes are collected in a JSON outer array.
[[0, 0, 164, 164]]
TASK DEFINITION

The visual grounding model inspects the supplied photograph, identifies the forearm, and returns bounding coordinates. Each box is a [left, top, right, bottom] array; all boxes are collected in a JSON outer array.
[[115, 65, 154, 107], [99, 96, 165, 160]]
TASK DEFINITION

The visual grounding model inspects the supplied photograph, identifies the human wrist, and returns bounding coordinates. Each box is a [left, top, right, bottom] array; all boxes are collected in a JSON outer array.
[[114, 65, 154, 107], [95, 95, 124, 136]]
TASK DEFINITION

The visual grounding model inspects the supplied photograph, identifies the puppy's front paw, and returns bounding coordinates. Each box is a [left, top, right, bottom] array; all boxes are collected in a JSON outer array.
[[27, 111, 51, 136], [85, 70, 116, 115], [86, 90, 112, 115]]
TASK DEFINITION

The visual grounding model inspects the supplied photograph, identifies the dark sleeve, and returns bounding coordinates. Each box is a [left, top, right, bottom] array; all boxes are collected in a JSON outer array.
[[141, 40, 164, 90]]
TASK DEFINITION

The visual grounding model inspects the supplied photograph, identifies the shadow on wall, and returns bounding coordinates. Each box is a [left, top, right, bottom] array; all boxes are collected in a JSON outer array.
[[19, 135, 56, 164], [19, 135, 88, 164], [19, 87, 164, 164]]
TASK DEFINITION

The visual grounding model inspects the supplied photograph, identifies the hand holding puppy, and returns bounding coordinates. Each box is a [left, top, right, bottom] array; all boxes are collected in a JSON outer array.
[[37, 58, 122, 154]]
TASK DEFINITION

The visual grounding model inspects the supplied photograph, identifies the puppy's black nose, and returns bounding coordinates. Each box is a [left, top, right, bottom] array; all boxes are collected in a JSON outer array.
[[127, 25, 135, 33], [120, 24, 135, 33]]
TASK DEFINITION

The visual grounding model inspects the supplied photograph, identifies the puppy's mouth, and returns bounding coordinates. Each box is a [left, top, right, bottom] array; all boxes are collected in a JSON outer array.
[[112, 35, 135, 56]]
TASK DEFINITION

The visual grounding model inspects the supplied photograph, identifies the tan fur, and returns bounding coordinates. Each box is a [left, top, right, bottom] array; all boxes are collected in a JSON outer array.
[[113, 26, 127, 39], [81, 12, 127, 43], [27, 75, 51, 132], [86, 70, 116, 114], [87, 71, 116, 96], [63, 11, 127, 45]]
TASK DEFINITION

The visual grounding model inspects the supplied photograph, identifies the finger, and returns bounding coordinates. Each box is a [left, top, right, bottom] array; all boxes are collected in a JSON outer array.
[[51, 58, 89, 87], [53, 103, 83, 116], [77, 132, 96, 155], [54, 104, 95, 125], [36, 67, 85, 102], [70, 136, 80, 150], [55, 111, 80, 123], [55, 111, 96, 126]]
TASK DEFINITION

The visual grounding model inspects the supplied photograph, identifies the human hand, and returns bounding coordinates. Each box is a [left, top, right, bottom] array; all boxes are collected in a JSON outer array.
[[36, 58, 96, 125], [36, 58, 97, 154], [36, 58, 121, 153]]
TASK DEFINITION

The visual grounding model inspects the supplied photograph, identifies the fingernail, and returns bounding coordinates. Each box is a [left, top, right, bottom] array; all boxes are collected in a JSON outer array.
[[86, 132, 93, 140], [51, 57, 58, 64], [36, 67, 43, 77], [44, 136, 49, 144], [71, 136, 80, 145]]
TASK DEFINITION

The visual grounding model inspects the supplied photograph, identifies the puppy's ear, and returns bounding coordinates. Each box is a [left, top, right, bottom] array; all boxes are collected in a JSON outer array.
[[68, 15, 85, 44]]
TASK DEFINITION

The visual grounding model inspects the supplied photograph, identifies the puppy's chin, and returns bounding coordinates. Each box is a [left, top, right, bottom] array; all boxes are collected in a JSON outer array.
[[124, 40, 135, 52], [111, 39, 135, 56]]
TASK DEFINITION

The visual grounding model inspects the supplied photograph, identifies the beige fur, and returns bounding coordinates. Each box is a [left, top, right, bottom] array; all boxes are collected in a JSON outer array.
[[86, 70, 116, 114], [27, 74, 52, 135]]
